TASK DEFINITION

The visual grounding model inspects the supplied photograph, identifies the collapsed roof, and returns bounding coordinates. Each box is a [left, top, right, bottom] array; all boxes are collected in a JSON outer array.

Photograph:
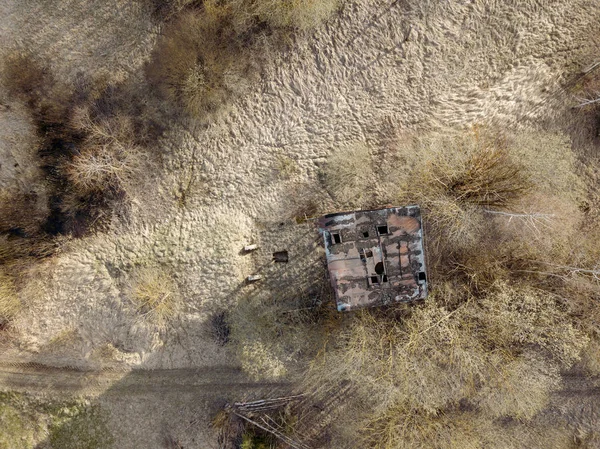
[[318, 206, 427, 311]]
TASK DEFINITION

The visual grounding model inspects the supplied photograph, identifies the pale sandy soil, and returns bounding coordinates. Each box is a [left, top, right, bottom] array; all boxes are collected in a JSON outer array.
[[1, 0, 600, 447]]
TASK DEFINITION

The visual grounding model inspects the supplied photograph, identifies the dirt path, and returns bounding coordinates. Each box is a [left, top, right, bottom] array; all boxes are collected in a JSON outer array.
[[0, 360, 291, 448], [0, 361, 289, 397]]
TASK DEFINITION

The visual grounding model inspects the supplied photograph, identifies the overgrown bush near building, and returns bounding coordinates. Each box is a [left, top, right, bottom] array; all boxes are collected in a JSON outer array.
[[299, 280, 587, 447], [382, 128, 586, 286], [393, 130, 532, 248], [321, 143, 373, 209]]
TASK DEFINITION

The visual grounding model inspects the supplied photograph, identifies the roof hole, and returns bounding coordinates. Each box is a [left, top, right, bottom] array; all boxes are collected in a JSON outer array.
[[331, 232, 341, 244], [375, 262, 385, 275], [382, 275, 388, 282], [370, 276, 379, 285], [418, 272, 427, 282], [365, 249, 373, 258], [377, 225, 389, 235], [363, 231, 369, 238], [273, 250, 289, 263]]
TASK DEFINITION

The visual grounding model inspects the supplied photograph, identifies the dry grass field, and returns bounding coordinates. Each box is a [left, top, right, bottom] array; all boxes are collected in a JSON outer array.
[[2, 0, 600, 448]]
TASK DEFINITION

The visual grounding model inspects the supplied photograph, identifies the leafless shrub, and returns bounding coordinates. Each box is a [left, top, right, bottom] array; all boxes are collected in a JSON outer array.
[[474, 354, 561, 420], [229, 292, 327, 380], [2, 50, 71, 138], [66, 107, 145, 194], [275, 154, 300, 180], [379, 129, 586, 287], [3, 51, 159, 243], [0, 189, 57, 268], [573, 63, 600, 108], [42, 327, 82, 353], [394, 130, 531, 249], [579, 339, 600, 376], [2, 51, 49, 101], [90, 343, 121, 362], [162, 430, 185, 449], [210, 311, 231, 345], [145, 0, 197, 20], [147, 0, 337, 118], [231, 298, 291, 380], [476, 283, 588, 366]]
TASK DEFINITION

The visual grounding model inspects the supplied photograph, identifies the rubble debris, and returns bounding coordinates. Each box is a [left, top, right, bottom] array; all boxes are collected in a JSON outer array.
[[247, 274, 262, 282]]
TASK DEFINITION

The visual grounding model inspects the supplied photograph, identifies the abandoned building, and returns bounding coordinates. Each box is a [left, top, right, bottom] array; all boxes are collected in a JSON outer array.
[[318, 206, 427, 311]]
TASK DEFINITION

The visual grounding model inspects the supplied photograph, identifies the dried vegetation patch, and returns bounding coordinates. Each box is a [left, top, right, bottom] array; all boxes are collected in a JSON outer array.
[[0, 392, 113, 449], [128, 267, 181, 328], [270, 127, 600, 448], [0, 273, 20, 329], [205, 0, 340, 31], [146, 0, 339, 120]]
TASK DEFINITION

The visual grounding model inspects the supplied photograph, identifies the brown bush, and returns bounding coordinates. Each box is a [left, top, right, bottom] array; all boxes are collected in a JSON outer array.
[[230, 296, 298, 380], [2, 51, 71, 139], [376, 129, 586, 289], [2, 51, 49, 102], [361, 405, 480, 449], [205, 0, 340, 31], [146, 9, 256, 120], [393, 130, 532, 249], [0, 189, 56, 268], [147, 0, 338, 118]]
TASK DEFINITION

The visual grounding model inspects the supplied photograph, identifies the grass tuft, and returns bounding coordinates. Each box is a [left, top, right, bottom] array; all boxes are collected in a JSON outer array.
[[129, 267, 180, 327], [0, 273, 20, 329]]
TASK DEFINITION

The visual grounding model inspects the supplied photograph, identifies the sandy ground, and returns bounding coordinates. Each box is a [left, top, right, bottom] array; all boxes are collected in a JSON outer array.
[[2, 0, 600, 447]]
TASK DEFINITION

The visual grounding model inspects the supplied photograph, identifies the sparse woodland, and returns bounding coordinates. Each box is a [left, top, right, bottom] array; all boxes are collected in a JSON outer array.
[[1, 1, 600, 448]]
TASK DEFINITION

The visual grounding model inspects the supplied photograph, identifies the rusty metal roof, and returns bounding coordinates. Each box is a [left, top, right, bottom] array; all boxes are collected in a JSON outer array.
[[318, 206, 427, 311]]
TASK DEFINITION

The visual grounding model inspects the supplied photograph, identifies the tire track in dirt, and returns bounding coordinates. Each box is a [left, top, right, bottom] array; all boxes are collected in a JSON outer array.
[[0, 361, 290, 397]]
